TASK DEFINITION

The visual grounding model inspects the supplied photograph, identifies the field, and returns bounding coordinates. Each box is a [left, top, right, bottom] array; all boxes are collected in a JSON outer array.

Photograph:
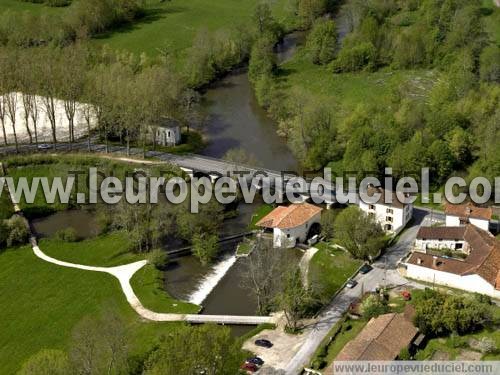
[[0, 244, 190, 374], [95, 0, 291, 57], [279, 49, 436, 114]]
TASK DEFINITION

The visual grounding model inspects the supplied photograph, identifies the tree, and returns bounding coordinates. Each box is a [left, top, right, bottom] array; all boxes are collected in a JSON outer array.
[[479, 45, 500, 83], [307, 19, 337, 65], [0, 220, 8, 249], [320, 208, 336, 239], [192, 232, 219, 266], [253, 2, 279, 36], [5, 215, 29, 247], [4, 91, 19, 153], [333, 206, 385, 260], [278, 268, 315, 332], [18, 349, 71, 375], [248, 35, 276, 84], [361, 294, 388, 319], [297, 0, 327, 29], [0, 94, 7, 145], [39, 49, 60, 149], [69, 309, 128, 375], [143, 324, 244, 375], [241, 238, 286, 315]]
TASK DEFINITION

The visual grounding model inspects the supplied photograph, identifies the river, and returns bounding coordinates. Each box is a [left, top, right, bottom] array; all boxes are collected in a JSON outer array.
[[198, 32, 305, 172]]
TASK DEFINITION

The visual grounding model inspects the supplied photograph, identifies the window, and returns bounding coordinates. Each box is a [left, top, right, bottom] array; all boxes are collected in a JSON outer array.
[[287, 233, 291, 238], [386, 216, 393, 222], [386, 208, 393, 214], [369, 204, 375, 210], [455, 243, 463, 250]]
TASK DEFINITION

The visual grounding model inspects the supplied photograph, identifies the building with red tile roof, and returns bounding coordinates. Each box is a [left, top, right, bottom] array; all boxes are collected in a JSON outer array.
[[256, 203, 322, 248]]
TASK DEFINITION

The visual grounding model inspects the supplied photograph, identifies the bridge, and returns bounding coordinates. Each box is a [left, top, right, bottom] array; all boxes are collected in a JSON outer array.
[[0, 141, 337, 205]]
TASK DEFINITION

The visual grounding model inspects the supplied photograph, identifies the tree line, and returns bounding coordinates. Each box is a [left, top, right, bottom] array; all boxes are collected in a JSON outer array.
[[250, 0, 499, 187], [0, 0, 144, 48]]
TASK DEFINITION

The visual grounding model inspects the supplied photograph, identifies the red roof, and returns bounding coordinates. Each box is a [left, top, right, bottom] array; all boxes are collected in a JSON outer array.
[[445, 202, 492, 221], [256, 203, 322, 229]]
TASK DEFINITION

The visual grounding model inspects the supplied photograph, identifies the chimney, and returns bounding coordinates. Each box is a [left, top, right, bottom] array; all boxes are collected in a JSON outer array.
[[417, 258, 422, 265], [432, 256, 438, 267], [466, 206, 472, 215]]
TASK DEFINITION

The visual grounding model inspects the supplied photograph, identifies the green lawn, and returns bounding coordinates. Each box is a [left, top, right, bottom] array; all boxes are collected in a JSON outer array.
[[40, 232, 139, 267], [95, 0, 291, 57], [279, 49, 437, 114], [0, 245, 188, 374], [309, 243, 362, 299]]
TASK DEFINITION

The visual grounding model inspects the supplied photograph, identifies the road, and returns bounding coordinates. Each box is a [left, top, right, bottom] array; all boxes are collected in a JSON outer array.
[[283, 208, 429, 375]]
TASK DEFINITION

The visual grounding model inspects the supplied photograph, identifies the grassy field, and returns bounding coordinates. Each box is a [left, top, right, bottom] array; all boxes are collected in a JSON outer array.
[[0, 244, 190, 373], [95, 0, 291, 57], [279, 49, 436, 114], [248, 203, 274, 230], [309, 243, 362, 299]]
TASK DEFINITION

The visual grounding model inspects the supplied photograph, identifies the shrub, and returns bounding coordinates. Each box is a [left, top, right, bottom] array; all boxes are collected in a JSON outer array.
[[55, 228, 79, 242], [5, 215, 29, 247], [361, 294, 388, 319], [398, 347, 411, 360], [331, 42, 376, 73], [307, 19, 337, 65], [147, 248, 170, 270]]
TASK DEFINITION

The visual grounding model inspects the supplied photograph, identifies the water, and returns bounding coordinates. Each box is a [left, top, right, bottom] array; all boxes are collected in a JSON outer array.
[[31, 209, 98, 239], [198, 32, 304, 172], [187, 255, 237, 305]]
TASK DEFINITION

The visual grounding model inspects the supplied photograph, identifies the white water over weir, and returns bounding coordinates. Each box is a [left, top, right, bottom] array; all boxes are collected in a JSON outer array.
[[188, 255, 237, 305]]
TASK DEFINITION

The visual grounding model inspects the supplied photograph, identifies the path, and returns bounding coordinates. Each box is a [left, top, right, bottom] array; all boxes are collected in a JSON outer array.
[[6, 181, 274, 325], [299, 247, 319, 287]]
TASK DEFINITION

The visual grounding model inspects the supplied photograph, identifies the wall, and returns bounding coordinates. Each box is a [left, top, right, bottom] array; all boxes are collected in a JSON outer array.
[[414, 238, 467, 252], [273, 212, 321, 248], [405, 263, 500, 299], [359, 201, 412, 233], [445, 215, 489, 231]]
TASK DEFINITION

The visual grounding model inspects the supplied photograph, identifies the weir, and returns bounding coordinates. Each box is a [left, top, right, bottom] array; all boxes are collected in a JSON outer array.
[[187, 255, 237, 305]]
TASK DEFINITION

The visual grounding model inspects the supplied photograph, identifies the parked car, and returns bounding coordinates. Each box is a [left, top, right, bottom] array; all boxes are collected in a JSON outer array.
[[346, 279, 358, 288], [359, 264, 373, 274], [37, 144, 51, 150], [241, 363, 258, 372], [246, 357, 264, 366], [255, 339, 273, 348]]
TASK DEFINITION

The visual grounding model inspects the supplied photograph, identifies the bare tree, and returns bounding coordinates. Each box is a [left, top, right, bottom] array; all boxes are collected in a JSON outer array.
[[241, 238, 287, 315], [5, 92, 19, 153], [39, 50, 60, 149], [27, 93, 39, 146], [0, 95, 7, 145]]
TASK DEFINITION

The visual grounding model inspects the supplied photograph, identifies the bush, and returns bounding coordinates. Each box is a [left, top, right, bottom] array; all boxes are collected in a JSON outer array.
[[331, 42, 376, 73], [0, 220, 8, 249], [307, 19, 337, 65], [361, 294, 389, 319], [5, 215, 29, 247], [147, 248, 169, 270], [398, 347, 411, 360], [55, 228, 79, 242]]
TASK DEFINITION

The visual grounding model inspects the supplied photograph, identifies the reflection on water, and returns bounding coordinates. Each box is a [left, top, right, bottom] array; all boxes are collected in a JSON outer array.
[[200, 71, 298, 172], [31, 210, 98, 239]]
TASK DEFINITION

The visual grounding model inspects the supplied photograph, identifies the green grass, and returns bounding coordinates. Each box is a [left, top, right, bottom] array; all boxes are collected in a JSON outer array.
[[95, 0, 291, 57], [39, 232, 140, 267], [0, 245, 187, 374], [279, 49, 437, 114], [236, 240, 253, 256], [249, 203, 274, 230], [309, 244, 362, 299], [131, 264, 199, 314]]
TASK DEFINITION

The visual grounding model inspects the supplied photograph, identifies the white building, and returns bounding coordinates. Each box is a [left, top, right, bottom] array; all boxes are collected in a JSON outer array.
[[403, 224, 500, 299], [155, 119, 181, 146], [358, 186, 413, 234], [256, 203, 322, 248], [444, 202, 491, 231]]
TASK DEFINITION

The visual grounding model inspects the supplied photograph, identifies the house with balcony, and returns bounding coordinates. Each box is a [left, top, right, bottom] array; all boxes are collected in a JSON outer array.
[[256, 203, 322, 248], [358, 186, 413, 234]]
